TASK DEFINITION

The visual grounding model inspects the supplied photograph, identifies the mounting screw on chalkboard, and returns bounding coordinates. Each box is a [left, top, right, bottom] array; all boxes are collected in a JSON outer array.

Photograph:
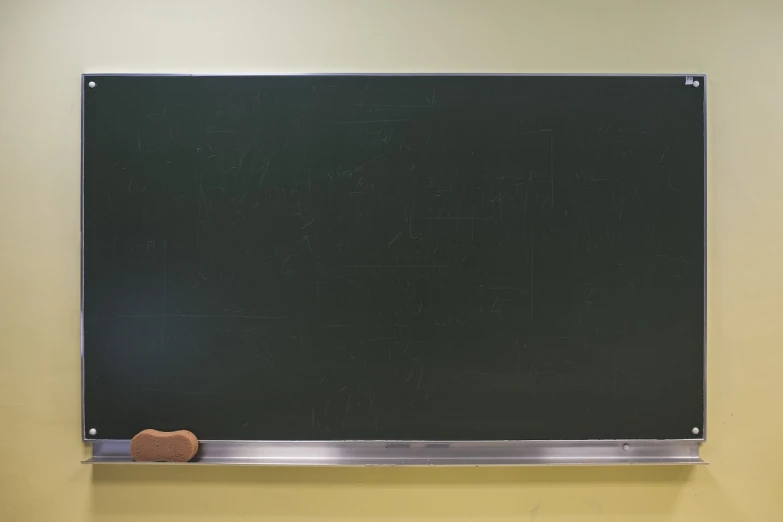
[[622, 443, 630, 451], [88, 428, 97, 436], [88, 81, 96, 89], [691, 427, 700, 435]]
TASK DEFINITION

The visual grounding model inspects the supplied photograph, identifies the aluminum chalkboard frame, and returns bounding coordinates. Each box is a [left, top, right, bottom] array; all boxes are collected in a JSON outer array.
[[82, 74, 705, 465]]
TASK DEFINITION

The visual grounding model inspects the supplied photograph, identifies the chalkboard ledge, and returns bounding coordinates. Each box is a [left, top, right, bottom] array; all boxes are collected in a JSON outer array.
[[83, 440, 703, 466]]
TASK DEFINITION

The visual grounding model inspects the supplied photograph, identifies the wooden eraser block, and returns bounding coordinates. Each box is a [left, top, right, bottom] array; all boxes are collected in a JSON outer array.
[[130, 429, 199, 462]]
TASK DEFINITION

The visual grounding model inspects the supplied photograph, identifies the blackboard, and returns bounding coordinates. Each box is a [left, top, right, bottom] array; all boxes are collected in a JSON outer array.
[[82, 75, 705, 442]]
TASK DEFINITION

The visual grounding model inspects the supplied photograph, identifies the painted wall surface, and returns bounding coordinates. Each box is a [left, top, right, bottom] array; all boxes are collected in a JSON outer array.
[[1, 1, 781, 520]]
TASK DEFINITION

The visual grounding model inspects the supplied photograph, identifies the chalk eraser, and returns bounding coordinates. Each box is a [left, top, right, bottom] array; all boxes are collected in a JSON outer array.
[[130, 429, 199, 462]]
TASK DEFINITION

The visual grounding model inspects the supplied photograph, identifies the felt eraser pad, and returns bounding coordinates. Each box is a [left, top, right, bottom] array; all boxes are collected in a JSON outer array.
[[130, 429, 199, 462]]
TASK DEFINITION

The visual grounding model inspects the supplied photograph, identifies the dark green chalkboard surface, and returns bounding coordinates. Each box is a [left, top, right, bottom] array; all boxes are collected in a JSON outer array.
[[82, 75, 705, 441]]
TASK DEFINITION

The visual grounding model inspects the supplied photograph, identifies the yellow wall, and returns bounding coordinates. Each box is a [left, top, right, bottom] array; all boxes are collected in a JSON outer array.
[[1, 0, 782, 520]]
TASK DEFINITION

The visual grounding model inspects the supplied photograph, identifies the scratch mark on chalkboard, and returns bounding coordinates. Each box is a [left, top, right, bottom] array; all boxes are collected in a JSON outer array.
[[659, 145, 669, 164], [137, 128, 141, 152], [301, 218, 314, 230], [359, 337, 396, 344], [345, 395, 352, 412], [281, 254, 295, 269], [319, 271, 358, 285], [491, 296, 500, 314], [258, 158, 270, 189], [406, 365, 416, 382], [353, 152, 391, 173], [417, 367, 426, 389], [388, 231, 402, 248], [667, 170, 680, 191], [414, 302, 423, 315]]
